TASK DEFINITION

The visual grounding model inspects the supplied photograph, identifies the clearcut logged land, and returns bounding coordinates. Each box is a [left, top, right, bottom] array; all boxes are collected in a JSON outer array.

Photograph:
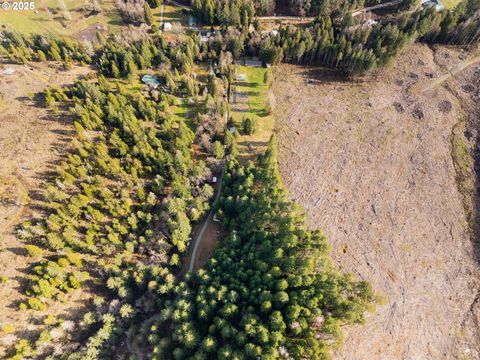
[[273, 44, 480, 360], [0, 62, 92, 356]]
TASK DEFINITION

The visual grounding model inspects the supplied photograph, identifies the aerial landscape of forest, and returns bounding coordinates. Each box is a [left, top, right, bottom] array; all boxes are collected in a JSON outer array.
[[0, 0, 479, 358]]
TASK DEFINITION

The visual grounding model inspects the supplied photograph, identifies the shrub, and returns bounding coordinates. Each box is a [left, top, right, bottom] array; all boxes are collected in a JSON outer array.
[[44, 315, 57, 326], [242, 116, 257, 135], [212, 141, 225, 159], [2, 323, 15, 333], [58, 258, 70, 268], [263, 69, 272, 87], [66, 251, 82, 267], [25, 245, 44, 258], [28, 297, 47, 311]]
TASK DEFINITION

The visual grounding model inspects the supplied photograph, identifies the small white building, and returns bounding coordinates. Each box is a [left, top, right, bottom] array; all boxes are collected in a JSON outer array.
[[163, 22, 172, 31]]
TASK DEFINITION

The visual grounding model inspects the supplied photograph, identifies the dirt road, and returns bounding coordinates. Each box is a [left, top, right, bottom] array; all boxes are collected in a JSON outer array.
[[188, 161, 225, 272], [415, 50, 480, 93], [273, 44, 480, 359]]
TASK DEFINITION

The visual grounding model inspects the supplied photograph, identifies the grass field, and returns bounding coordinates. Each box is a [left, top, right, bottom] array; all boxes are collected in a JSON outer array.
[[153, 4, 190, 27], [0, 0, 122, 37], [230, 65, 275, 159], [441, 0, 461, 9]]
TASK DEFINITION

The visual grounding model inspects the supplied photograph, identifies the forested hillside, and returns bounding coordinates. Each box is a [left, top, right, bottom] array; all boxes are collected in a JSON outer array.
[[192, 0, 480, 73], [0, 24, 376, 357], [146, 138, 374, 359], [0, 0, 478, 356]]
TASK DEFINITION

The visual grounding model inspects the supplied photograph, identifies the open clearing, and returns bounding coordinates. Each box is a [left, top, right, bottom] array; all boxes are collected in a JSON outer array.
[[231, 65, 275, 159], [0, 62, 92, 356], [273, 44, 480, 359], [0, 0, 121, 38]]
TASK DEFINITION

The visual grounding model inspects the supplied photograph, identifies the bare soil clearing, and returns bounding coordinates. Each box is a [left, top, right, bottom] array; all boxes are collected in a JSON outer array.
[[273, 44, 480, 359], [0, 62, 92, 355]]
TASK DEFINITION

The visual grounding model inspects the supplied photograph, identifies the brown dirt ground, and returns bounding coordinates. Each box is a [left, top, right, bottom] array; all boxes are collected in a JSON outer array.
[[0, 62, 93, 355], [272, 44, 480, 359], [189, 218, 220, 272]]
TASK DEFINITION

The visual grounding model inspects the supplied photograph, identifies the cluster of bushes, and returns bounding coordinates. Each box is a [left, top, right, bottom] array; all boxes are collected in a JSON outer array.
[[25, 254, 88, 310], [147, 137, 374, 359]]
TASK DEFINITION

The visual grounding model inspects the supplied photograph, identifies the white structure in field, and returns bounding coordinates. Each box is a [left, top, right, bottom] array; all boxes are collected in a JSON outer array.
[[164, 22, 172, 31]]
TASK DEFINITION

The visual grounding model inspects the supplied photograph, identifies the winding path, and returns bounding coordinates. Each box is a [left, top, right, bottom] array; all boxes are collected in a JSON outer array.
[[415, 50, 480, 93]]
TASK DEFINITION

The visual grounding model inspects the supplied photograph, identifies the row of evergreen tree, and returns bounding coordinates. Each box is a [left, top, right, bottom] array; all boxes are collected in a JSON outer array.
[[192, 0, 365, 19], [2, 0, 479, 77]]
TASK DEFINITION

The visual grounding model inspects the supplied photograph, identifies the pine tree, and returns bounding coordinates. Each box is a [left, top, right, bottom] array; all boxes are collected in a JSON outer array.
[[144, 3, 154, 26]]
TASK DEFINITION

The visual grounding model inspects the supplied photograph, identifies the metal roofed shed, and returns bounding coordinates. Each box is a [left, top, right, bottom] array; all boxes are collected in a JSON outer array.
[[421, 0, 444, 11], [238, 74, 247, 81], [164, 22, 172, 31], [245, 59, 263, 67], [141, 75, 160, 88]]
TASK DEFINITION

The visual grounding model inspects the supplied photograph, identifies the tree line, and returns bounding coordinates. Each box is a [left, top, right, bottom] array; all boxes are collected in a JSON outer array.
[[0, 31, 91, 67], [192, 0, 366, 19], [195, 0, 480, 74]]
